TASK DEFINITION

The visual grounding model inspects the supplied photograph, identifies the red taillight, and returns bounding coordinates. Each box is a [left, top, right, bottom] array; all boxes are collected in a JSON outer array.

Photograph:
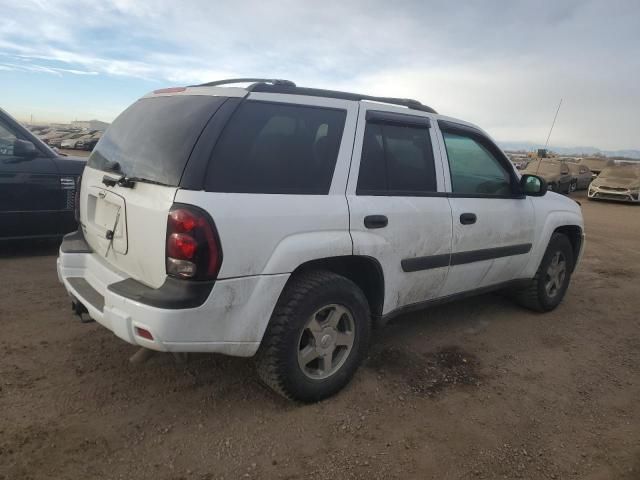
[[169, 208, 198, 233], [166, 205, 222, 280], [167, 233, 197, 259]]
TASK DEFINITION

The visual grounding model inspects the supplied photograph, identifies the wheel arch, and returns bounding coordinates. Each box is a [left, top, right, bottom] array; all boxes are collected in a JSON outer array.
[[291, 255, 385, 318], [552, 224, 583, 271], [521, 208, 584, 279]]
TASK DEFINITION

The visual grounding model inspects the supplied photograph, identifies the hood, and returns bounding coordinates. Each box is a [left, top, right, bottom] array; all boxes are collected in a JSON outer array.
[[593, 177, 640, 189]]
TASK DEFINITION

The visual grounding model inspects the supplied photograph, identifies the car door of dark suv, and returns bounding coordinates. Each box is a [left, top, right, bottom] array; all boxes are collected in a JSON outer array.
[[0, 116, 62, 239]]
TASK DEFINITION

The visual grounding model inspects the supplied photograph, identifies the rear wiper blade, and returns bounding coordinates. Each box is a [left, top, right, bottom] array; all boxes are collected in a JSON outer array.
[[119, 176, 171, 187], [101, 174, 170, 188]]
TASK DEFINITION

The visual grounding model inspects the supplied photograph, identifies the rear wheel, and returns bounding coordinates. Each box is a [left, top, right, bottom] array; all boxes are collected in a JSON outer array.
[[569, 179, 577, 192], [256, 270, 371, 402], [513, 233, 574, 312]]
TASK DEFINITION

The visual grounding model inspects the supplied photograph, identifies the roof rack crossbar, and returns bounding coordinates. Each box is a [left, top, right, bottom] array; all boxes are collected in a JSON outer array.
[[189, 78, 296, 88]]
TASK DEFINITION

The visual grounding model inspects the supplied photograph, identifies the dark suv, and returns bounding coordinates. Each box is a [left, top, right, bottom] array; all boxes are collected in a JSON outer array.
[[0, 108, 86, 240]]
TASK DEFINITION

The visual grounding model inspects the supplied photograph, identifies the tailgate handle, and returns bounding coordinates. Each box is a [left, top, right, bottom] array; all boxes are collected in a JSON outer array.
[[364, 215, 388, 229]]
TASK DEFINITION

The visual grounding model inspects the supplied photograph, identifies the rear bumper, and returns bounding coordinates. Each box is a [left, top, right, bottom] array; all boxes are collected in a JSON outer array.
[[57, 233, 288, 357]]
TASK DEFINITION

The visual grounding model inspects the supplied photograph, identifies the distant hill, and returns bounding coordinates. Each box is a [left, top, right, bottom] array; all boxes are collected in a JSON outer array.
[[499, 141, 640, 160]]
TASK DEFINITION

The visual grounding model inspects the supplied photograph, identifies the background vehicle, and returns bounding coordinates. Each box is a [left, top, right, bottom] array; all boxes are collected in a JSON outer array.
[[57, 79, 584, 402], [523, 159, 573, 193], [60, 133, 85, 149], [588, 164, 640, 203], [0, 108, 86, 240], [76, 132, 102, 151], [567, 163, 592, 190], [512, 158, 530, 170], [568, 157, 614, 178]]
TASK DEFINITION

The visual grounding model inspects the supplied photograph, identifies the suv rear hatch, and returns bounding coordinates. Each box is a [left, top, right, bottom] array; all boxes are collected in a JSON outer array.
[[80, 93, 229, 289]]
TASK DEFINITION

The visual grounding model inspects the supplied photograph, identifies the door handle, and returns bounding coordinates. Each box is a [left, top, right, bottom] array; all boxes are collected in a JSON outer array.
[[364, 215, 388, 229], [460, 213, 477, 225]]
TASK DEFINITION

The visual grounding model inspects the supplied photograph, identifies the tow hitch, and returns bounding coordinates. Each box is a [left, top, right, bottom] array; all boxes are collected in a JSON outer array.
[[71, 300, 93, 323]]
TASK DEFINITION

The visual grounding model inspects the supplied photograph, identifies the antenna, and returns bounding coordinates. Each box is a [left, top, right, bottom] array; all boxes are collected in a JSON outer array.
[[544, 98, 563, 150], [535, 98, 563, 177]]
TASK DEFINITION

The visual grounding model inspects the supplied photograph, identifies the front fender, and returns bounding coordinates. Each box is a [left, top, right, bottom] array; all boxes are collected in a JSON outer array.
[[521, 208, 584, 278]]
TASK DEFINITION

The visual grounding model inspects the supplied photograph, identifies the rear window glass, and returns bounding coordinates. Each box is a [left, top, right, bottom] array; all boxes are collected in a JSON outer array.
[[205, 101, 346, 194], [88, 95, 226, 185]]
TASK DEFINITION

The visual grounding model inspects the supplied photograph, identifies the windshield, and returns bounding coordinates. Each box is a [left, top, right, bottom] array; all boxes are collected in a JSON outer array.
[[599, 166, 640, 179], [88, 95, 227, 186], [526, 161, 561, 174]]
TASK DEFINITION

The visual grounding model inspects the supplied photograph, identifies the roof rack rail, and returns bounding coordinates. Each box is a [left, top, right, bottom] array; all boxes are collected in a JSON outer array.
[[358, 94, 436, 114], [250, 84, 437, 114], [189, 78, 296, 88], [185, 79, 437, 114]]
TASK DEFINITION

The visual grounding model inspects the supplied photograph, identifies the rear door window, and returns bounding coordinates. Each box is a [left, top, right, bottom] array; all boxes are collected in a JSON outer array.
[[357, 120, 437, 195], [205, 101, 346, 194], [88, 95, 227, 186]]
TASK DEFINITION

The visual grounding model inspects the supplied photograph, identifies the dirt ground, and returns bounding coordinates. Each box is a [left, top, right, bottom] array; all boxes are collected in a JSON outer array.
[[1, 191, 638, 480]]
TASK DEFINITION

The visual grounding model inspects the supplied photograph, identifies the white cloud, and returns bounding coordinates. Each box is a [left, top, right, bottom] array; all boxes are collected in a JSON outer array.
[[1, 0, 638, 148]]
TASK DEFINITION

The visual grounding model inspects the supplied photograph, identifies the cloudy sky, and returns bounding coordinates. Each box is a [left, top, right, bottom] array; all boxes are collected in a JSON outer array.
[[1, 0, 638, 150]]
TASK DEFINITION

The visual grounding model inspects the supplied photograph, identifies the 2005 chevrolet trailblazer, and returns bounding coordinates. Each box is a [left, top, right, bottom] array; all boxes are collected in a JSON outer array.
[[58, 78, 584, 402]]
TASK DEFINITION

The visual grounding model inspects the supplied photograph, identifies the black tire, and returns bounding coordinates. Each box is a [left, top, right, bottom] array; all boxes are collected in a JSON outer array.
[[569, 179, 577, 193], [513, 233, 574, 312], [256, 270, 371, 402]]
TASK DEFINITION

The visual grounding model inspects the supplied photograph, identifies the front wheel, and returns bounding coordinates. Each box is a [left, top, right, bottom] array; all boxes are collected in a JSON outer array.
[[513, 233, 574, 312], [256, 270, 371, 402], [569, 180, 577, 192]]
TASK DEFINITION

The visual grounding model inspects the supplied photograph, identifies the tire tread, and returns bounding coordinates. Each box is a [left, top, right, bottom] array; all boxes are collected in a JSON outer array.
[[514, 233, 573, 312], [256, 270, 369, 401]]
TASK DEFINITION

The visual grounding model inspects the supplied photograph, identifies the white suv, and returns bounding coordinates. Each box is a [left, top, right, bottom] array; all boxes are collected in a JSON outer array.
[[57, 78, 585, 402]]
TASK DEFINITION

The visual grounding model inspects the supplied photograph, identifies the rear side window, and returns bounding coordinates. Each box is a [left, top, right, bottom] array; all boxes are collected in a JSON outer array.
[[205, 101, 346, 194], [88, 95, 226, 186], [357, 122, 437, 195]]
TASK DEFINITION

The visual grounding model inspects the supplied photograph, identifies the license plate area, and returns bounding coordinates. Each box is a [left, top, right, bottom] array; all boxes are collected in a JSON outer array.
[[86, 186, 128, 254]]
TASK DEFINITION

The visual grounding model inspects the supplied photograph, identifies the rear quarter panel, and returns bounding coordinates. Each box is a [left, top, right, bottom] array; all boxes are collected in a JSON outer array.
[[173, 191, 353, 278]]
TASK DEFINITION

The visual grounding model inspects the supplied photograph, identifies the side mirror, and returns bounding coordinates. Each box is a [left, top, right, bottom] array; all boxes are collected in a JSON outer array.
[[14, 139, 38, 158], [520, 174, 547, 196]]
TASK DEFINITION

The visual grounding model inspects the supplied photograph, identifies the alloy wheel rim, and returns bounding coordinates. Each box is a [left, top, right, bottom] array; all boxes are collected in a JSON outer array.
[[544, 251, 567, 298], [297, 304, 355, 380]]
